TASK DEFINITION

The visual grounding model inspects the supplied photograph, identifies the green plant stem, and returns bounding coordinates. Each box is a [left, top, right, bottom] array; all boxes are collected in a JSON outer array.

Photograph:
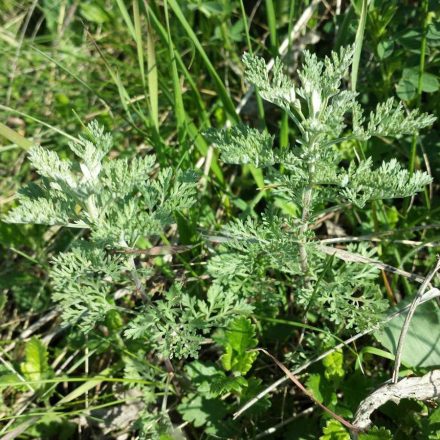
[[299, 162, 315, 278]]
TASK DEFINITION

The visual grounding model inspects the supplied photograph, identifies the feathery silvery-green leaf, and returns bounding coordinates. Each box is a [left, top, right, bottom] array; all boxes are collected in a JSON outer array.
[[364, 98, 436, 138], [5, 122, 201, 338], [299, 245, 388, 330], [5, 122, 198, 248], [50, 246, 125, 333], [69, 120, 113, 182], [28, 145, 77, 189], [124, 284, 253, 359], [319, 90, 358, 138], [341, 158, 433, 208], [242, 53, 297, 111], [205, 125, 275, 167], [101, 155, 156, 197], [292, 46, 353, 108], [208, 215, 307, 284]]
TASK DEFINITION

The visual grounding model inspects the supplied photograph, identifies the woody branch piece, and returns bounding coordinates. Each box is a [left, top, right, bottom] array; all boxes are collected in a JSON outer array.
[[353, 369, 440, 431]]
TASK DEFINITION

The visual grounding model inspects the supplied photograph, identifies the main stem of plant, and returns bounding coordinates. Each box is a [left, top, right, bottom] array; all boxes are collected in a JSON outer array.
[[299, 160, 314, 285]]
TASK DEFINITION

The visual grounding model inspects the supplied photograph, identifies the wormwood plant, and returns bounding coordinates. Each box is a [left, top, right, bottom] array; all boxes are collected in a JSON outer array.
[[3, 46, 437, 438], [4, 122, 251, 359], [206, 46, 436, 333]]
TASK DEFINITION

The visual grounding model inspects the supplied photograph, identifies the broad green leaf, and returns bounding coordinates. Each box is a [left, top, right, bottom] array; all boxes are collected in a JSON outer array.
[[79, 3, 110, 24], [20, 338, 51, 389], [397, 68, 439, 100], [420, 73, 439, 93], [375, 301, 440, 368], [429, 407, 440, 424], [0, 372, 22, 386], [427, 22, 440, 45], [210, 375, 248, 396], [224, 317, 258, 353], [221, 344, 258, 375], [377, 40, 394, 59], [306, 373, 338, 406], [177, 394, 227, 428], [185, 361, 225, 398], [306, 373, 324, 403], [396, 78, 416, 101], [220, 317, 258, 375]]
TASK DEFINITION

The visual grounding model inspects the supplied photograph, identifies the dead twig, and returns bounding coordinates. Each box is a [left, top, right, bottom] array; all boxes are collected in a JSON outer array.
[[353, 369, 440, 431], [114, 244, 195, 256], [317, 244, 428, 284]]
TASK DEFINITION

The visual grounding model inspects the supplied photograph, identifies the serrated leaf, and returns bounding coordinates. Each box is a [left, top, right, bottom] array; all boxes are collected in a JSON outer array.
[[20, 338, 51, 390], [323, 349, 345, 381], [210, 375, 248, 396], [221, 344, 258, 375], [359, 426, 393, 439], [185, 361, 225, 398], [319, 420, 350, 440], [220, 317, 258, 375], [224, 317, 258, 352]]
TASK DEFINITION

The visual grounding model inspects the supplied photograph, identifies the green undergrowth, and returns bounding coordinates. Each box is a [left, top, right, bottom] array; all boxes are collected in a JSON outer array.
[[1, 1, 440, 439]]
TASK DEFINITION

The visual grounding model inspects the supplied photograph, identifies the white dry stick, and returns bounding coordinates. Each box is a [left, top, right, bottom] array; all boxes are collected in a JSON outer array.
[[353, 369, 440, 431], [391, 257, 440, 383]]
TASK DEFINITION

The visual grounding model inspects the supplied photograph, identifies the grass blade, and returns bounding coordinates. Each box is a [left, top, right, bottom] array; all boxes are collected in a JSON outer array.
[[163, 0, 186, 143], [0, 122, 33, 150], [115, 0, 136, 39], [166, 0, 239, 122], [0, 105, 81, 143], [132, 0, 146, 91], [146, 18, 159, 129], [351, 0, 368, 91], [265, 0, 278, 55]]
